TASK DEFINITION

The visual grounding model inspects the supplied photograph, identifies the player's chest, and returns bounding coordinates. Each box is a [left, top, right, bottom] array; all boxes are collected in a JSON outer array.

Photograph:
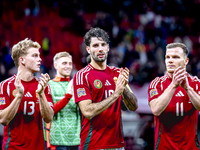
[[164, 87, 193, 116], [88, 72, 117, 92], [50, 82, 67, 96], [10, 82, 40, 115]]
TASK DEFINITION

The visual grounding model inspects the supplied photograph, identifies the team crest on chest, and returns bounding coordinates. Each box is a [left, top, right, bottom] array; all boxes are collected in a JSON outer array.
[[13, 89, 18, 97], [94, 80, 102, 89]]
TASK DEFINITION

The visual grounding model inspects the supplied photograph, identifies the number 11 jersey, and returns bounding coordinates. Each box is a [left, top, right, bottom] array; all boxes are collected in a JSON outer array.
[[148, 73, 200, 150]]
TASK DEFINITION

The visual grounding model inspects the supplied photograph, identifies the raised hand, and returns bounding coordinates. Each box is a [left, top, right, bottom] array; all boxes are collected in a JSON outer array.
[[14, 70, 24, 97], [172, 66, 187, 88], [36, 73, 50, 94], [115, 67, 129, 96], [180, 73, 190, 91]]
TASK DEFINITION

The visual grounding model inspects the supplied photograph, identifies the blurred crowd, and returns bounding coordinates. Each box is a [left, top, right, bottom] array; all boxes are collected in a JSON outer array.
[[1, 0, 200, 85]]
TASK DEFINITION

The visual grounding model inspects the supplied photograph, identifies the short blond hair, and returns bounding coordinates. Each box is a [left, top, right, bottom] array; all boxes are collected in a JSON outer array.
[[12, 38, 41, 67], [53, 52, 72, 63], [166, 43, 189, 57]]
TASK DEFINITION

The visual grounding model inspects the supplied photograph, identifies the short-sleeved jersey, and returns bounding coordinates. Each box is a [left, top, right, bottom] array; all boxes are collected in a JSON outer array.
[[148, 73, 200, 150], [0, 75, 54, 150], [73, 64, 125, 150]]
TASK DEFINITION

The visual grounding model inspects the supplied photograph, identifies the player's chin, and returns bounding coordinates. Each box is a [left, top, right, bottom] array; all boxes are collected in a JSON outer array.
[[33, 68, 40, 73], [167, 69, 174, 74]]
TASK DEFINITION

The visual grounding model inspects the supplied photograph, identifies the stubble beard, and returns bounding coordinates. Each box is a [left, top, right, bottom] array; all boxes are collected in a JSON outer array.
[[91, 52, 108, 63]]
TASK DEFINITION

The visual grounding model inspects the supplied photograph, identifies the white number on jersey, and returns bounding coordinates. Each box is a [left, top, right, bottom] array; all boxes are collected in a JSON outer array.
[[24, 101, 35, 115]]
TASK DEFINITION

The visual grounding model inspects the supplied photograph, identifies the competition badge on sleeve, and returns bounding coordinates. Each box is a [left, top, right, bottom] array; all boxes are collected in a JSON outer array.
[[150, 89, 158, 98], [77, 88, 86, 98], [0, 97, 5, 105]]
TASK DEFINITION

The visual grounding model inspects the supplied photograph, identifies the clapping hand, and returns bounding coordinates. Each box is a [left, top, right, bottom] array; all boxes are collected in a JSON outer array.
[[115, 67, 129, 96], [36, 73, 50, 94], [14, 70, 24, 97]]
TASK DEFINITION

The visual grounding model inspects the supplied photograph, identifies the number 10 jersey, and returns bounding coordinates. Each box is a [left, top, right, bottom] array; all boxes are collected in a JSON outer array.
[[73, 64, 125, 150]]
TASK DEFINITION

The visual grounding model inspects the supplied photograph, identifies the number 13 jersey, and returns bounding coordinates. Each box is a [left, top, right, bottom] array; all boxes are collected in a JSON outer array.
[[0, 75, 53, 150], [148, 73, 200, 150], [73, 64, 125, 150]]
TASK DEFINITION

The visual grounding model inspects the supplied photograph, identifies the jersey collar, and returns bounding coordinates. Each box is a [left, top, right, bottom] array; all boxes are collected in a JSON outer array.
[[52, 75, 70, 82]]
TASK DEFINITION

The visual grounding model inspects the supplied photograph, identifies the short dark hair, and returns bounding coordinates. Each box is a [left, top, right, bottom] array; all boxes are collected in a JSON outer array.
[[166, 43, 189, 57], [84, 27, 110, 46]]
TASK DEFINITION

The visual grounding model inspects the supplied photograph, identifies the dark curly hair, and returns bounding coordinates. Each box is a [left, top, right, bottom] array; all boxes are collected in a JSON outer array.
[[84, 27, 110, 46]]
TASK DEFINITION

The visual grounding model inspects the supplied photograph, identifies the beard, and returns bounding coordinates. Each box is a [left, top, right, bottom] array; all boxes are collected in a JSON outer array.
[[91, 52, 108, 63]]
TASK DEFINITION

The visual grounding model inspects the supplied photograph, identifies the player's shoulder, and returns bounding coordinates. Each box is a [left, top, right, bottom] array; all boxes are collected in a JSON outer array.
[[0, 75, 16, 85], [149, 75, 167, 88], [188, 74, 200, 82], [75, 65, 93, 76], [107, 65, 120, 73]]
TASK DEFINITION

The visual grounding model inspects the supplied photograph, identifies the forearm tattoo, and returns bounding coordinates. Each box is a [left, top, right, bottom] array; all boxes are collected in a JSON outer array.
[[122, 87, 138, 111]]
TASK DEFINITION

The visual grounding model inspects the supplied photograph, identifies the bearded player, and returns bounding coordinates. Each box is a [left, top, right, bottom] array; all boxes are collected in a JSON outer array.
[[73, 27, 138, 150]]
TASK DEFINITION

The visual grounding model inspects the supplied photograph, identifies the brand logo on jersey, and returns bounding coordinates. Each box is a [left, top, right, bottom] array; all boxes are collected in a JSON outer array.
[[94, 80, 102, 89], [175, 91, 184, 97], [13, 89, 18, 97], [77, 88, 86, 98], [24, 92, 33, 97], [0, 97, 5, 105], [150, 89, 158, 98], [105, 80, 111, 86]]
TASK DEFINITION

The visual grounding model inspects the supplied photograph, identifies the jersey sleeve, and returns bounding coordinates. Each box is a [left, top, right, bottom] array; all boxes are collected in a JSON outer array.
[[44, 83, 54, 109], [0, 80, 11, 110], [148, 77, 162, 103], [73, 72, 92, 103], [190, 76, 200, 94]]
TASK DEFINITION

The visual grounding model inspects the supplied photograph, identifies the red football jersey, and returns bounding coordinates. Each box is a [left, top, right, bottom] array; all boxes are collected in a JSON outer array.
[[73, 64, 125, 150], [0, 75, 54, 150], [148, 73, 200, 150]]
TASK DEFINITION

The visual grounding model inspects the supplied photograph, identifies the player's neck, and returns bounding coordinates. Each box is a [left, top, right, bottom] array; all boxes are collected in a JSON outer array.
[[90, 60, 106, 70], [56, 73, 69, 79], [18, 68, 34, 81], [168, 72, 173, 78]]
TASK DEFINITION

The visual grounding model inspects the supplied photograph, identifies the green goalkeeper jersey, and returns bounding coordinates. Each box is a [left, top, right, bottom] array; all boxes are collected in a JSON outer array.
[[49, 79, 81, 146]]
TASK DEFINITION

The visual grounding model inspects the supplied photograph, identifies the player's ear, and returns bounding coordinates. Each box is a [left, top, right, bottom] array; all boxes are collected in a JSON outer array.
[[54, 62, 58, 70], [86, 46, 90, 54], [185, 57, 189, 65], [19, 57, 25, 65]]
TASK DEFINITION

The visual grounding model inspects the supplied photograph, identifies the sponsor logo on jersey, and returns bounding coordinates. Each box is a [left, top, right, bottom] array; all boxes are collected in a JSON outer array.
[[13, 89, 18, 97], [150, 89, 158, 98], [0, 97, 5, 105], [94, 80, 102, 89], [77, 88, 86, 98]]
